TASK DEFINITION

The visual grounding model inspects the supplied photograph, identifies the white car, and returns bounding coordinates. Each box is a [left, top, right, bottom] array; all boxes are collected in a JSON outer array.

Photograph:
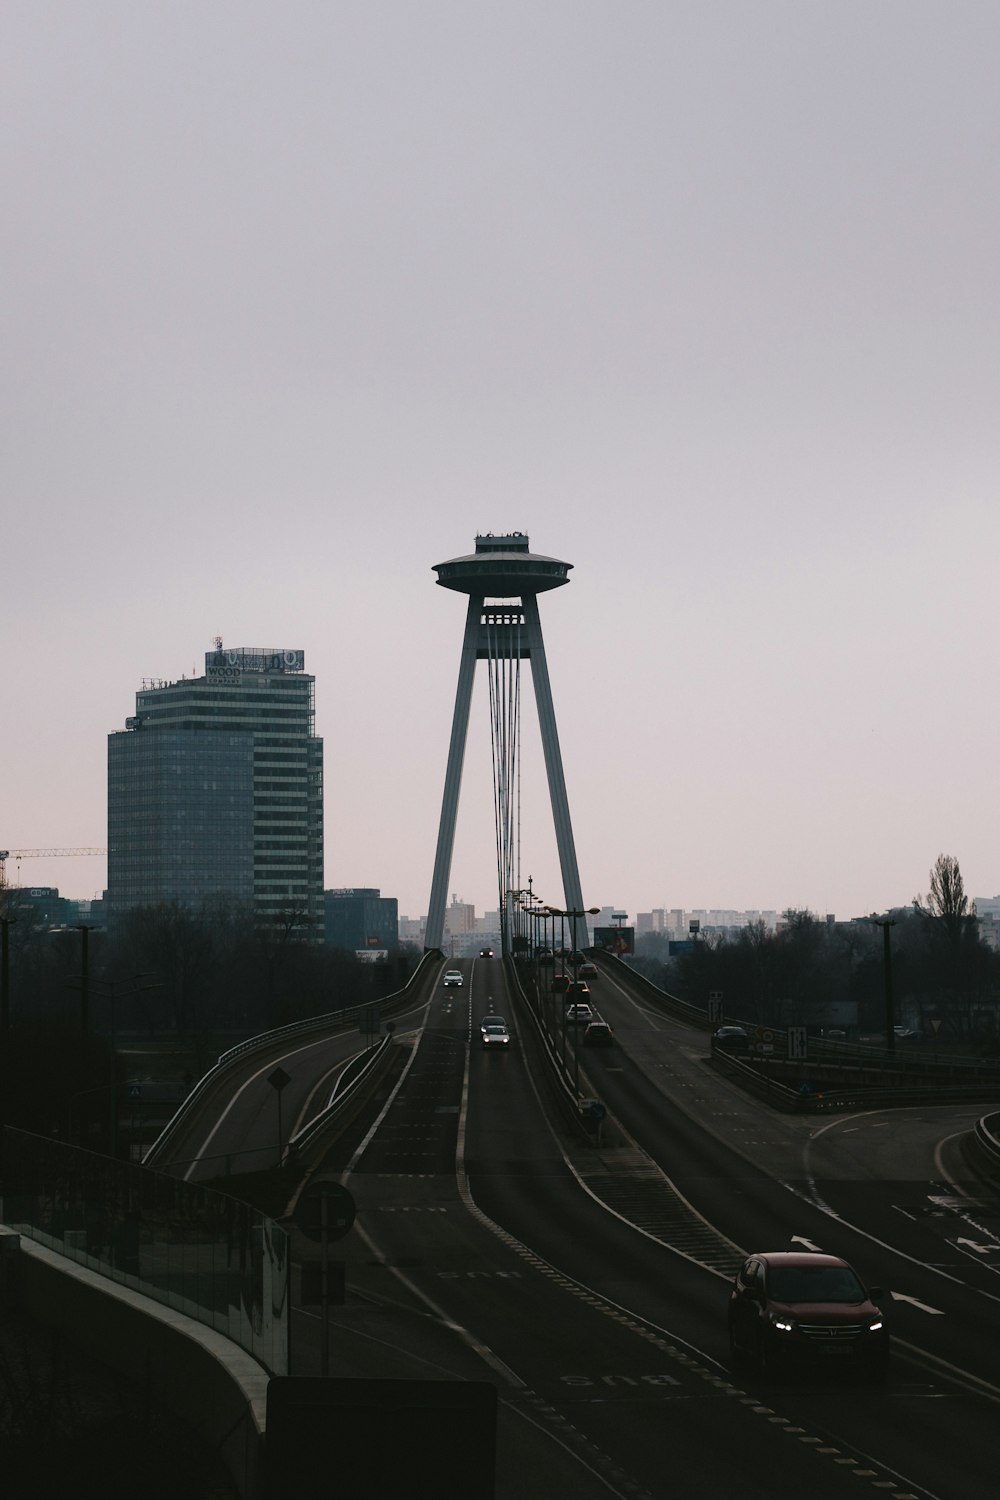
[[481, 1023, 511, 1050], [443, 970, 464, 987]]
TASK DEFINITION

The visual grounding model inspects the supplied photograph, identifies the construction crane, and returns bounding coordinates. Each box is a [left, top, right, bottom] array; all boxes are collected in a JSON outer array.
[[0, 848, 106, 885]]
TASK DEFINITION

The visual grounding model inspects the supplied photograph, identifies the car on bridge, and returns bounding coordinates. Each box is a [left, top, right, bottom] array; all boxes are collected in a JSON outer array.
[[479, 947, 494, 957], [564, 1002, 594, 1026], [710, 1025, 749, 1055], [551, 974, 590, 997], [443, 970, 464, 987], [480, 1013, 506, 1033], [481, 1022, 511, 1050], [728, 1251, 889, 1381], [578, 960, 598, 978], [582, 1020, 613, 1046]]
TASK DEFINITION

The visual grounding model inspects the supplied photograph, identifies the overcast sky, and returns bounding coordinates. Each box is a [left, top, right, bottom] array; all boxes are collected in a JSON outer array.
[[4, 2, 1000, 925]]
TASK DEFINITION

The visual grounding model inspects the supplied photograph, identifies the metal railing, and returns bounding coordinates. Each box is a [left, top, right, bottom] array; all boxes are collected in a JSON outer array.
[[143, 950, 437, 1166], [285, 1034, 396, 1159], [0, 1127, 289, 1375], [596, 952, 1000, 1099]]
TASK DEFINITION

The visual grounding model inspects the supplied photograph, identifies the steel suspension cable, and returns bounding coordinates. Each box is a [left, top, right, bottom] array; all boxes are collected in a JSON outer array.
[[485, 614, 521, 950]]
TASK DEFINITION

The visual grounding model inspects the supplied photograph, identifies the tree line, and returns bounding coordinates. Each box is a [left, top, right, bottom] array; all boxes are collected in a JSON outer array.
[[630, 855, 999, 1047], [0, 892, 416, 1143]]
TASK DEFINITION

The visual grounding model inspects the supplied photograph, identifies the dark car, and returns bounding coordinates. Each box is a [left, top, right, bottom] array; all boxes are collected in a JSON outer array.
[[480, 1013, 506, 1034], [711, 1025, 749, 1055], [551, 973, 589, 996], [479, 947, 494, 958], [582, 1020, 613, 1047], [578, 960, 598, 978], [553, 977, 590, 1000], [728, 1251, 888, 1380]]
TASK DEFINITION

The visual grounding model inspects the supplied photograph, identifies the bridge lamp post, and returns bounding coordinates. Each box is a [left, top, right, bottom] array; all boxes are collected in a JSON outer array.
[[91, 974, 160, 1157], [545, 906, 600, 1093], [525, 906, 545, 1010], [870, 914, 897, 1057]]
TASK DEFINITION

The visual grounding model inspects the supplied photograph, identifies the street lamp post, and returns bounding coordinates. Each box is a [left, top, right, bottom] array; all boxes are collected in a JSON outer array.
[[77, 923, 93, 1035], [91, 974, 160, 1158], [870, 914, 897, 1056], [1, 914, 14, 1046], [545, 905, 600, 1095]]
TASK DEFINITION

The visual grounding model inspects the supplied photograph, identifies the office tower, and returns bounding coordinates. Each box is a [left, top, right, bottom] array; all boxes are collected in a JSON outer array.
[[323, 888, 399, 957], [108, 644, 323, 934]]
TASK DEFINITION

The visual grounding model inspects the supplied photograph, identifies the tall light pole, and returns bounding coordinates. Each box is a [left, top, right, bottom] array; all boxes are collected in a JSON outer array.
[[77, 923, 93, 1035], [525, 904, 544, 1010], [545, 905, 600, 1095], [870, 914, 896, 1056], [92, 973, 160, 1158]]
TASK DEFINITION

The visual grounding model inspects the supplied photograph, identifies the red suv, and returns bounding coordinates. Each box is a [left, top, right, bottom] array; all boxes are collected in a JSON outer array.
[[728, 1251, 888, 1380]]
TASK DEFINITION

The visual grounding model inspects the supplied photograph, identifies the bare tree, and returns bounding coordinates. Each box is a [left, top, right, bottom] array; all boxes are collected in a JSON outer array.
[[926, 854, 971, 919]]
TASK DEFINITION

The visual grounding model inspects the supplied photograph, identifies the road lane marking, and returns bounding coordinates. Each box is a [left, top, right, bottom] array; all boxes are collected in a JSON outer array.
[[890, 1292, 944, 1315]]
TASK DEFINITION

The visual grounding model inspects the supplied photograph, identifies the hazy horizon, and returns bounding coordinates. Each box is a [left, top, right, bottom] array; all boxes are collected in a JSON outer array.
[[5, 4, 1000, 927]]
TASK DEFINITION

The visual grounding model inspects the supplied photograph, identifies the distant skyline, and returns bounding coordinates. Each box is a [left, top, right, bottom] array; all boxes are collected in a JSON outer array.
[[5, 5, 1000, 928]]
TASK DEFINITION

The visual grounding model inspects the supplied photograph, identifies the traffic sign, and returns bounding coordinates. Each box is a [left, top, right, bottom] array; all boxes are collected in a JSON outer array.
[[787, 1026, 807, 1060], [294, 1181, 356, 1243], [752, 1025, 775, 1056]]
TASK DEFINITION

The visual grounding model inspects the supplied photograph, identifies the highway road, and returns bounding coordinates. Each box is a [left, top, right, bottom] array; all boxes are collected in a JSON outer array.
[[162, 954, 1000, 1498]]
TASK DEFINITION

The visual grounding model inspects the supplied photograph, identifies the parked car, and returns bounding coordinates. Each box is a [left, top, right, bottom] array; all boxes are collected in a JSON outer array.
[[711, 1025, 749, 1054], [582, 1020, 613, 1047], [481, 1023, 511, 1050], [443, 970, 464, 987], [565, 1003, 594, 1026], [728, 1251, 888, 1380]]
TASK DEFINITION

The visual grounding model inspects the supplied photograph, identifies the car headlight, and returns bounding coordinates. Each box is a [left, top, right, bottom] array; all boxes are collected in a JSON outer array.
[[867, 1319, 884, 1333], [770, 1315, 795, 1334]]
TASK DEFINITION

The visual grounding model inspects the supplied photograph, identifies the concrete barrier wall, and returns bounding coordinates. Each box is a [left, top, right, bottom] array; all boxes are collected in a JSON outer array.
[[9, 1229, 268, 1500]]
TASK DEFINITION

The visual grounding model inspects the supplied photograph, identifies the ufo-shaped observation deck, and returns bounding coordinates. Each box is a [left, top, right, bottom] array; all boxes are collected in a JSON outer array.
[[433, 532, 572, 597]]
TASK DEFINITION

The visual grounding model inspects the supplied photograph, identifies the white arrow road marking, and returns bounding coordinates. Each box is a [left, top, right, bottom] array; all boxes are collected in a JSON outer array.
[[890, 1291, 945, 1315], [955, 1237, 999, 1255], [790, 1235, 825, 1252]]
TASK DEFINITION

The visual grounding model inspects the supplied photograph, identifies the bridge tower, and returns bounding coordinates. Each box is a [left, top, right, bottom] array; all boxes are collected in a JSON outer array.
[[425, 533, 585, 952]]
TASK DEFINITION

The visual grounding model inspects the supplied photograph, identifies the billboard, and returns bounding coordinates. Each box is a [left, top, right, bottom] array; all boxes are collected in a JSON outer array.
[[594, 925, 634, 956], [205, 647, 304, 681]]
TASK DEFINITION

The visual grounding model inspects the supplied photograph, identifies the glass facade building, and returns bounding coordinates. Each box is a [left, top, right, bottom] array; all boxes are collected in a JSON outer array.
[[324, 888, 399, 956], [108, 646, 323, 934]]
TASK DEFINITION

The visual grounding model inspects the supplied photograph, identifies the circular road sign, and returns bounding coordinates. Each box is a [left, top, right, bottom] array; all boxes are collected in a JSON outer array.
[[294, 1181, 357, 1243]]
